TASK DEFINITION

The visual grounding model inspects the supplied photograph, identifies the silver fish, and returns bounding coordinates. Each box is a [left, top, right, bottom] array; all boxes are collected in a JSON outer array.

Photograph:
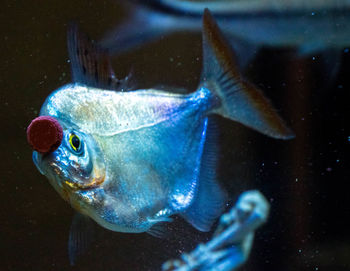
[[102, 0, 350, 58], [31, 10, 293, 239], [145, 0, 350, 15]]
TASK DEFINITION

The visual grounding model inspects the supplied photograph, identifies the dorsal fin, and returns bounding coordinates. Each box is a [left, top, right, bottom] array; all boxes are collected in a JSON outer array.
[[67, 23, 125, 90]]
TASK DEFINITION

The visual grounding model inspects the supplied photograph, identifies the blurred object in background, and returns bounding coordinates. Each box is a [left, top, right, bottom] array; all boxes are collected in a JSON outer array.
[[102, 0, 350, 68], [163, 190, 270, 271]]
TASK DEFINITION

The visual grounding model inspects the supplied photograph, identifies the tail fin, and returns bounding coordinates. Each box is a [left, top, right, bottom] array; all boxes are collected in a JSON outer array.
[[200, 9, 294, 140]]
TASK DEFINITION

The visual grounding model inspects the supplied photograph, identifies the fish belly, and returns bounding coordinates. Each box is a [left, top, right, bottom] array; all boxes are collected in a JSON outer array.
[[96, 104, 208, 231]]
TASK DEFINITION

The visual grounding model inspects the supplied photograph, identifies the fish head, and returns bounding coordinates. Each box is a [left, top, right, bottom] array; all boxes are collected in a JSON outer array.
[[27, 86, 136, 231], [29, 115, 106, 212]]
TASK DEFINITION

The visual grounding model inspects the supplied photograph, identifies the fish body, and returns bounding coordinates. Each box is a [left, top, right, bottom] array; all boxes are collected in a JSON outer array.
[[102, 0, 350, 57], [38, 84, 213, 233], [31, 10, 293, 235]]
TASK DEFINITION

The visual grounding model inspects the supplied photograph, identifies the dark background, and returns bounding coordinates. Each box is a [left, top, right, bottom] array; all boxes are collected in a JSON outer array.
[[0, 1, 349, 270]]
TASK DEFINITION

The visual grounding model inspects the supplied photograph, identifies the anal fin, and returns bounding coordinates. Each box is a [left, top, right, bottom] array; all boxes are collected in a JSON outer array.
[[181, 117, 227, 232]]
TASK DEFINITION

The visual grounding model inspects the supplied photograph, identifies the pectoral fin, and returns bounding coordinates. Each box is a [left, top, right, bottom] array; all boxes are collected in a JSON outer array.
[[68, 212, 95, 265], [147, 223, 170, 239]]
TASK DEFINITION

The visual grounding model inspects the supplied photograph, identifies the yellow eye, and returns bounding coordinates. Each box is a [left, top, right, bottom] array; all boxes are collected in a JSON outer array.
[[69, 134, 81, 152]]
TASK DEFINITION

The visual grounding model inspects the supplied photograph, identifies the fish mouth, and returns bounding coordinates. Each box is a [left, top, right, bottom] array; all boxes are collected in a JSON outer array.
[[32, 152, 45, 175], [33, 151, 66, 178], [52, 166, 106, 204], [62, 169, 105, 191], [34, 151, 105, 193]]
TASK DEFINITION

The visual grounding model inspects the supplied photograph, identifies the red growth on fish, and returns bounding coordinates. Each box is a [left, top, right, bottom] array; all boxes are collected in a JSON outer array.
[[27, 116, 63, 153]]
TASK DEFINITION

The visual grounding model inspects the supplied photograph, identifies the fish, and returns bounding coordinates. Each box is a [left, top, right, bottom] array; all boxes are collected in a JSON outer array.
[[142, 0, 349, 15], [102, 0, 350, 65], [28, 8, 293, 262]]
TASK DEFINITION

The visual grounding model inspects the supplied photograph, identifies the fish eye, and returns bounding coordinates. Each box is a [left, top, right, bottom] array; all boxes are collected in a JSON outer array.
[[68, 133, 83, 154]]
